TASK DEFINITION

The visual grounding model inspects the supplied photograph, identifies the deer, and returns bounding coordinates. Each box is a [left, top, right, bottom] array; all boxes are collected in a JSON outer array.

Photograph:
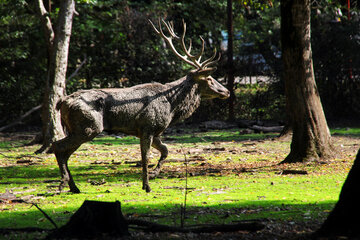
[[52, 18, 230, 193]]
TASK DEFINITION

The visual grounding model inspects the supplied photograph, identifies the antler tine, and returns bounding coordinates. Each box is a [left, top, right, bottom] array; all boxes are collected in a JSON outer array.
[[181, 19, 192, 54], [187, 39, 192, 55], [149, 18, 198, 69], [180, 20, 191, 57], [162, 19, 178, 39], [201, 48, 221, 69], [149, 18, 220, 70], [157, 18, 169, 39], [180, 19, 202, 68], [148, 19, 160, 34], [196, 36, 205, 62]]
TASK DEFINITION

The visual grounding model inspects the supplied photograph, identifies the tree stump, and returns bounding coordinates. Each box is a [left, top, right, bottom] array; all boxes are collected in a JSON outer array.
[[48, 200, 129, 239]]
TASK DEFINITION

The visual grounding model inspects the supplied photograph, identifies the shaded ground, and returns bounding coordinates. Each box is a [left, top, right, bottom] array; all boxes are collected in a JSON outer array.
[[0, 125, 359, 240], [129, 220, 318, 240]]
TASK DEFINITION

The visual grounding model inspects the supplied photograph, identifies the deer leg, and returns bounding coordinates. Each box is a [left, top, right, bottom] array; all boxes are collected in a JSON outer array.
[[140, 133, 153, 193], [53, 137, 82, 193], [149, 136, 168, 179], [53, 125, 102, 193]]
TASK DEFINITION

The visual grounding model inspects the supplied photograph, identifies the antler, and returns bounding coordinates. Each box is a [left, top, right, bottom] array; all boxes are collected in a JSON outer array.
[[149, 18, 220, 70]]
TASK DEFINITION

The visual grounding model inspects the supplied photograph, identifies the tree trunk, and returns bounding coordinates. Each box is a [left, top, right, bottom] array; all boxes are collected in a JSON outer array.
[[280, 0, 334, 163], [227, 0, 235, 121], [315, 149, 360, 238], [36, 0, 75, 153]]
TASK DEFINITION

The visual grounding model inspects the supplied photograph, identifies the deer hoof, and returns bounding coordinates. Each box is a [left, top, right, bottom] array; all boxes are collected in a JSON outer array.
[[142, 184, 151, 192], [59, 182, 67, 192], [70, 187, 81, 194], [149, 172, 157, 180], [149, 169, 161, 179]]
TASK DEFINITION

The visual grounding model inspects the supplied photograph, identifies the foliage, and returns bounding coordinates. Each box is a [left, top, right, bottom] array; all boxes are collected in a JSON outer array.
[[67, 0, 227, 91], [1, 0, 360, 127], [231, 0, 282, 78], [191, 83, 285, 122], [0, 0, 45, 125], [0, 127, 359, 239], [312, 8, 360, 119], [234, 83, 285, 121]]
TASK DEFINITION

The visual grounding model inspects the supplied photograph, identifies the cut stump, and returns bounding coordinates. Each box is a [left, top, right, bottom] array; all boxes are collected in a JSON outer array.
[[48, 200, 129, 239]]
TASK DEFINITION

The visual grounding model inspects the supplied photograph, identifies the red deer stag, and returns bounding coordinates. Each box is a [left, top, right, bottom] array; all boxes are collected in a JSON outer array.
[[52, 18, 230, 193]]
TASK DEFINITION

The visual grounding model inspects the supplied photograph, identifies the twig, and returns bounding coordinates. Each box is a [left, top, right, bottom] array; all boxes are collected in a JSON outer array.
[[0, 105, 42, 132], [0, 153, 10, 158], [127, 218, 265, 233], [180, 146, 189, 228], [0, 55, 86, 133], [0, 153, 43, 160], [0, 227, 51, 234], [16, 154, 43, 160], [28, 202, 58, 229], [66, 55, 87, 84]]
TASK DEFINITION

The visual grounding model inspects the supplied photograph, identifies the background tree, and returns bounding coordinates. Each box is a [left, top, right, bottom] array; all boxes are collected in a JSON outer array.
[[312, 2, 360, 120], [1, 1, 359, 134], [35, 0, 75, 153], [280, 0, 334, 163], [227, 0, 235, 121]]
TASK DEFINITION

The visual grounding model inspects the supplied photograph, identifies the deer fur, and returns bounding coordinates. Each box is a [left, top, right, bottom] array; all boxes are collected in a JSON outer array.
[[53, 68, 229, 193], [52, 18, 230, 193]]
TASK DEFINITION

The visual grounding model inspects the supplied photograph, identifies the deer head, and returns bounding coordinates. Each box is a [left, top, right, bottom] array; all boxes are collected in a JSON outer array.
[[149, 18, 230, 100]]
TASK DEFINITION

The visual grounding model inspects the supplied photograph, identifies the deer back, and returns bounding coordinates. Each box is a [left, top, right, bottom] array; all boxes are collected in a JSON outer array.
[[58, 76, 202, 137]]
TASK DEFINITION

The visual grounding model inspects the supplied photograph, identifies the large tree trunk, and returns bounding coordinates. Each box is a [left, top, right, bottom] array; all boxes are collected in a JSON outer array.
[[227, 0, 235, 121], [36, 0, 75, 153], [280, 0, 334, 163], [315, 149, 360, 238]]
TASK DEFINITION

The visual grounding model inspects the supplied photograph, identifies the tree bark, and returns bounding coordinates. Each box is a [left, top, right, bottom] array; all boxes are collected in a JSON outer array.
[[227, 0, 235, 121], [36, 0, 75, 153], [280, 0, 334, 163], [315, 149, 360, 238]]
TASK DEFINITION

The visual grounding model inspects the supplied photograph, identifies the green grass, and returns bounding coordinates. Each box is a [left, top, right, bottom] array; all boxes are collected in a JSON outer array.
[[91, 129, 277, 145], [0, 128, 359, 239], [331, 127, 360, 137]]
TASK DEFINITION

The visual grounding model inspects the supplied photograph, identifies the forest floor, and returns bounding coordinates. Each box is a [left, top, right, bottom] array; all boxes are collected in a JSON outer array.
[[0, 124, 359, 239]]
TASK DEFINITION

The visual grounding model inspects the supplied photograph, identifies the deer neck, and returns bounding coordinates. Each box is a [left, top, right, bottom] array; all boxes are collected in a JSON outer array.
[[165, 75, 201, 123]]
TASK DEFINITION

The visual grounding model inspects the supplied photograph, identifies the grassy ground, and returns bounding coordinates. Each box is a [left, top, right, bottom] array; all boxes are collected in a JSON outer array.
[[0, 126, 359, 239]]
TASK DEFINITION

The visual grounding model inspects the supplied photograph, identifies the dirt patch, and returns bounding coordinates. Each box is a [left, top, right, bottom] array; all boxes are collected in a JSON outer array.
[[0, 132, 37, 142]]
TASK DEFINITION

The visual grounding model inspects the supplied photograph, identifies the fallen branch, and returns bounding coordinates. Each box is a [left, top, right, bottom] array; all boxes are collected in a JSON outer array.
[[0, 220, 265, 236], [250, 125, 284, 133], [0, 105, 42, 132], [30, 202, 58, 229], [125, 157, 206, 166], [127, 219, 265, 233], [65, 55, 87, 83], [278, 169, 308, 175], [0, 227, 51, 234]]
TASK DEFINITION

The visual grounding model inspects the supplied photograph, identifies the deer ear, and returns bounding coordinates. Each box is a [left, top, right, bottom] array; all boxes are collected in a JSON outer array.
[[193, 68, 217, 80]]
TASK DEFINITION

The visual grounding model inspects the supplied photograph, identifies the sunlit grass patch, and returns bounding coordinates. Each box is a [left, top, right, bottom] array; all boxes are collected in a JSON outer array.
[[0, 127, 359, 239], [331, 127, 360, 137]]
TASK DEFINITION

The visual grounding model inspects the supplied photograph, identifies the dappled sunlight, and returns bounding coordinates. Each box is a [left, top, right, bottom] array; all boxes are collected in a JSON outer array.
[[0, 128, 358, 239]]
